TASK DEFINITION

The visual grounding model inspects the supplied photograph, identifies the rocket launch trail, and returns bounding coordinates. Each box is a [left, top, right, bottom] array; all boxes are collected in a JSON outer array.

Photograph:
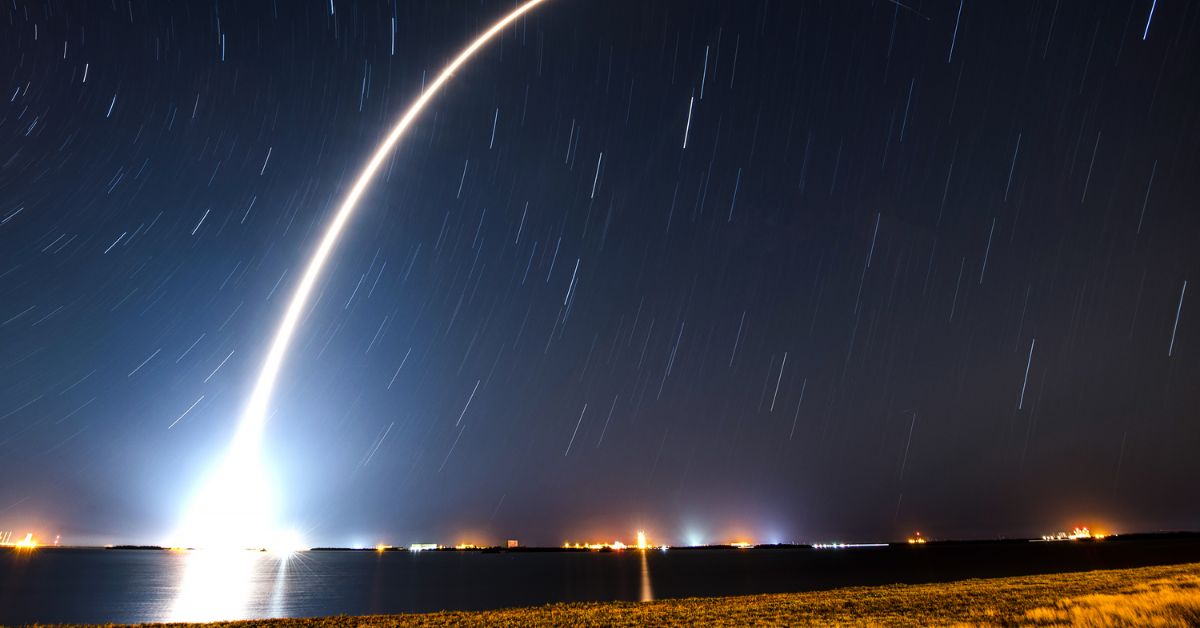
[[233, 0, 551, 453], [178, 0, 552, 550]]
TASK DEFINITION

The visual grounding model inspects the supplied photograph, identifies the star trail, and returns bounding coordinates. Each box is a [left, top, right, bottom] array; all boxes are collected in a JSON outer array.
[[1, 0, 1198, 548]]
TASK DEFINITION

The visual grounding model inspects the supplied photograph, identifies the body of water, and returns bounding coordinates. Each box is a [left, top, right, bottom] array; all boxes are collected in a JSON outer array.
[[2, 536, 1199, 624]]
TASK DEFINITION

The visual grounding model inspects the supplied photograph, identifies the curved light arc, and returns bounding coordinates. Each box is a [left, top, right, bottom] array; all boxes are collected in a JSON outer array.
[[233, 0, 550, 452]]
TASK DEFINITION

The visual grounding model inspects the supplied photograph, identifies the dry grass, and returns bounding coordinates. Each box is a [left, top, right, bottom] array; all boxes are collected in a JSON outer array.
[[1020, 569, 1200, 627], [48, 561, 1200, 627]]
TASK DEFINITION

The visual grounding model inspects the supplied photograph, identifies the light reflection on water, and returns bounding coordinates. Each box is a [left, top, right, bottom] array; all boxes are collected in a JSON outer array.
[[639, 550, 654, 602], [167, 550, 292, 622], [165, 547, 655, 619]]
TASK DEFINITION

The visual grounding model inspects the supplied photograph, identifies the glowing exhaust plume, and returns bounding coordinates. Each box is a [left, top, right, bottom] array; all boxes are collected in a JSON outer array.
[[175, 0, 551, 551]]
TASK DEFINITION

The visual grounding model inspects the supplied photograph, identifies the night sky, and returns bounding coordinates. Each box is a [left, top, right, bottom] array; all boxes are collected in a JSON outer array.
[[2, 0, 1199, 547]]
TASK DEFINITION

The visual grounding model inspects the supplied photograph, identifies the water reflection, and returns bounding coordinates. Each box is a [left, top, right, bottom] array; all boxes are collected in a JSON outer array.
[[167, 550, 290, 622], [639, 550, 654, 602], [269, 552, 292, 617]]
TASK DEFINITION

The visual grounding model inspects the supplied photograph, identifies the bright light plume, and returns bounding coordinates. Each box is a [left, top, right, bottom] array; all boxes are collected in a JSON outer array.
[[170, 448, 282, 551], [1, 531, 41, 549], [172, 0, 550, 551]]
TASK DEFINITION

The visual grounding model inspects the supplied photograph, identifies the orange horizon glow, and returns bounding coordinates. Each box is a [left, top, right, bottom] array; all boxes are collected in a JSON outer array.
[[1, 531, 40, 550], [562, 530, 663, 551]]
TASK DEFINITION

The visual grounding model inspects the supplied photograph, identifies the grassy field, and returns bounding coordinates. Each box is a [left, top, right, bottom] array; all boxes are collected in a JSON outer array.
[[78, 561, 1200, 627]]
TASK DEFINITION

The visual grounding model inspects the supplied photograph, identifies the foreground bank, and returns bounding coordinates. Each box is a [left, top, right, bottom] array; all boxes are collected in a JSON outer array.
[[61, 561, 1200, 626]]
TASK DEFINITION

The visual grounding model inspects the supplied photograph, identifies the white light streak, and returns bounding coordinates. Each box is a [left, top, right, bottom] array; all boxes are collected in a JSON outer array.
[[191, 209, 210, 235], [682, 95, 694, 149], [979, 216, 996, 284], [457, 159, 469, 198], [456, 379, 480, 426], [177, 0, 553, 551], [489, 108, 499, 149], [241, 196, 257, 224], [596, 393, 618, 447], [564, 403, 587, 456], [564, 258, 580, 305], [789, 378, 807, 440], [259, 147, 272, 175], [1143, 0, 1157, 40], [169, 396, 205, 430], [515, 201, 529, 244], [204, 350, 235, 383], [103, 232, 126, 255], [590, 152, 603, 198], [232, 0, 551, 453], [948, 0, 964, 63], [128, 348, 161, 377], [769, 351, 786, 412], [1019, 338, 1035, 409], [1169, 281, 1187, 357]]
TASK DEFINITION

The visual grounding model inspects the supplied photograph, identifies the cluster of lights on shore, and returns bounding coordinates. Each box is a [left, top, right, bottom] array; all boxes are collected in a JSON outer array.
[[4, 525, 1118, 555], [0, 531, 43, 550], [559, 530, 669, 552], [1039, 526, 1108, 542]]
